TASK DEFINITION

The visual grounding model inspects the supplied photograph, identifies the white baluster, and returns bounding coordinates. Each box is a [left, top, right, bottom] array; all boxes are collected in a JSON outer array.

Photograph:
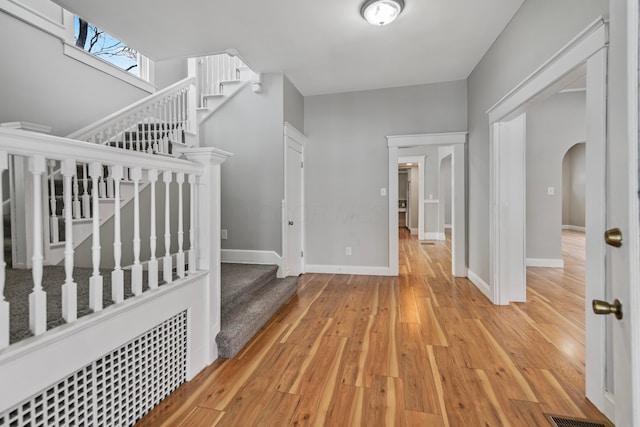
[[163, 171, 172, 284], [131, 167, 143, 295], [188, 174, 197, 275], [29, 155, 47, 335], [61, 160, 77, 322], [98, 171, 107, 199], [176, 173, 185, 278], [148, 169, 158, 289], [89, 162, 103, 312], [111, 165, 124, 303], [72, 168, 81, 219], [0, 152, 8, 349], [48, 159, 59, 243], [81, 163, 90, 218], [107, 166, 114, 198]]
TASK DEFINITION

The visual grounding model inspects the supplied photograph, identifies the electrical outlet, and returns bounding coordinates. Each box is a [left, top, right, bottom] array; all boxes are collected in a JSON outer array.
[[221, 229, 228, 240], [346, 246, 352, 256], [380, 188, 387, 196], [547, 187, 555, 196]]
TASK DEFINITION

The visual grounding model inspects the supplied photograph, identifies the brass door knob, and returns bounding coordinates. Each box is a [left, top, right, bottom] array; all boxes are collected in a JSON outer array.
[[592, 299, 623, 319], [604, 228, 623, 247], [288, 221, 294, 226]]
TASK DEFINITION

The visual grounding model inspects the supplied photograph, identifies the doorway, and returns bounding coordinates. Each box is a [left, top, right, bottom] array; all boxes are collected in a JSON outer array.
[[486, 19, 615, 419], [283, 122, 305, 277]]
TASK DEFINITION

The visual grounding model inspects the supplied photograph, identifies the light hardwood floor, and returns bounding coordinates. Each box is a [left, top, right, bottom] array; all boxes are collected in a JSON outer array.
[[137, 228, 611, 426]]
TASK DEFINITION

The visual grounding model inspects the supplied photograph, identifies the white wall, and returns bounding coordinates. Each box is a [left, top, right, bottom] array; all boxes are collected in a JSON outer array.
[[562, 142, 586, 228], [155, 57, 188, 89], [304, 81, 466, 267], [466, 0, 608, 283], [201, 73, 285, 255], [526, 91, 586, 260], [0, 8, 153, 136]]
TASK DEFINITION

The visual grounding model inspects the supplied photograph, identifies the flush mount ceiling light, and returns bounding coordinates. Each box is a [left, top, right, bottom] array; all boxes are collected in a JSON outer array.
[[361, 0, 405, 26]]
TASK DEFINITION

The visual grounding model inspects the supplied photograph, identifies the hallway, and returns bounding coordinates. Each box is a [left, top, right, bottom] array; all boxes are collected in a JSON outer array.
[[137, 229, 610, 426]]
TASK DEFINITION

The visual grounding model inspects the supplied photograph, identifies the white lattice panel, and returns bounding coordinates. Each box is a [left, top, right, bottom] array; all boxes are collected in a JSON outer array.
[[0, 311, 187, 427]]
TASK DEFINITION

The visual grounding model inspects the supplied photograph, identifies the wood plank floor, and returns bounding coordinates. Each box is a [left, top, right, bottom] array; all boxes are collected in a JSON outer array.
[[137, 228, 612, 426]]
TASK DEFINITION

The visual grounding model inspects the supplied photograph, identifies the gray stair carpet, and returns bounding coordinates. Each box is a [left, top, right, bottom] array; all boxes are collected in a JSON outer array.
[[4, 266, 174, 344], [217, 263, 298, 359]]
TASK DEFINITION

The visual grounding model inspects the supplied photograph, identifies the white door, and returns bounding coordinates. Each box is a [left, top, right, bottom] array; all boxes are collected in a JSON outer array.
[[284, 124, 305, 277]]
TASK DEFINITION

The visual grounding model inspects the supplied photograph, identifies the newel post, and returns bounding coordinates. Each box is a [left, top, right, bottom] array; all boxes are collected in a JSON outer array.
[[183, 147, 232, 364]]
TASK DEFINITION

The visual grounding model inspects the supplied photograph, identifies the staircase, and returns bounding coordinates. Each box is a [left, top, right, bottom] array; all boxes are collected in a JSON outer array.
[[217, 263, 298, 358]]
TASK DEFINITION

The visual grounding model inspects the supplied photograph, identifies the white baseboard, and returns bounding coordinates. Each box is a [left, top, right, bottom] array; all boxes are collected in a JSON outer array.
[[221, 250, 283, 276], [444, 224, 452, 229], [423, 232, 445, 241], [562, 225, 585, 232], [467, 269, 493, 303], [525, 258, 564, 268], [410, 228, 418, 235], [305, 264, 394, 276]]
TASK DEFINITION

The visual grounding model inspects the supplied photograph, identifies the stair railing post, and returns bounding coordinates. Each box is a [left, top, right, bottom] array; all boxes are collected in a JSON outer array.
[[111, 164, 124, 303], [0, 151, 9, 349], [188, 173, 197, 275], [48, 159, 59, 243], [81, 163, 90, 218], [89, 162, 103, 312], [72, 167, 81, 220], [61, 159, 77, 323], [163, 170, 173, 284], [148, 169, 159, 289], [131, 167, 143, 295], [183, 147, 233, 363], [28, 155, 47, 336], [176, 172, 185, 278]]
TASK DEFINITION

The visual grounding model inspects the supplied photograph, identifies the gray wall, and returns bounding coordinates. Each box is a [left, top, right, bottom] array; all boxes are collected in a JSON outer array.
[[562, 143, 586, 228], [155, 58, 188, 89], [466, 0, 608, 282], [304, 81, 467, 267], [409, 166, 419, 230], [202, 73, 285, 254], [526, 91, 585, 260], [284, 76, 304, 133], [0, 9, 152, 136]]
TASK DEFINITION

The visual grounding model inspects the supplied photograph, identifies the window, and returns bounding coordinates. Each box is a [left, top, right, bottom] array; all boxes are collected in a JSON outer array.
[[73, 16, 140, 77]]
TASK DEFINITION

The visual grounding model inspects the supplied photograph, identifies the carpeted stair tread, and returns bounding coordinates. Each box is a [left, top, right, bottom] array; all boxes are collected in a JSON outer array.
[[220, 263, 278, 309], [4, 266, 177, 344], [217, 276, 298, 359]]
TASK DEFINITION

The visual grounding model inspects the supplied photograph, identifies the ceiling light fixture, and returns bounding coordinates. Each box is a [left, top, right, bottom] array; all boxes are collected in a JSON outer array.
[[361, 0, 405, 26]]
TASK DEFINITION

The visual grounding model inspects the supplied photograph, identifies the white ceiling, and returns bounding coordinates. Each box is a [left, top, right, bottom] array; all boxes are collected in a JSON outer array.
[[53, 0, 525, 96]]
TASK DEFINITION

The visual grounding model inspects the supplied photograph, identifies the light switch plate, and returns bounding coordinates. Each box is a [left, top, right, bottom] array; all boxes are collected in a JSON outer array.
[[380, 188, 387, 196]]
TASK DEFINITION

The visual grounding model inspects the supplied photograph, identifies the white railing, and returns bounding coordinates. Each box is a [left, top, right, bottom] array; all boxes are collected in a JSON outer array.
[[67, 77, 197, 156], [193, 54, 246, 108], [0, 127, 205, 351]]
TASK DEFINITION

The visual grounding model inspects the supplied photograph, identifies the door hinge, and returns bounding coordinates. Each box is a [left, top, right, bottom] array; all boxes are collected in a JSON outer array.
[[301, 251, 304, 257]]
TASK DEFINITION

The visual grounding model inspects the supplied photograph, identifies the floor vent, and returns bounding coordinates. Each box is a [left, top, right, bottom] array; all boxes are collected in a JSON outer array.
[[0, 310, 188, 427], [547, 414, 607, 427], [421, 242, 436, 245]]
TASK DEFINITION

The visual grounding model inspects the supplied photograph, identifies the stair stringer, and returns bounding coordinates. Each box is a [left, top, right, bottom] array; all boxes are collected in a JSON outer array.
[[45, 181, 144, 266]]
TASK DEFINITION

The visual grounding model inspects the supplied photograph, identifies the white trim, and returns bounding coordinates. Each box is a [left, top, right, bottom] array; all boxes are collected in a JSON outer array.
[[221, 249, 282, 267], [487, 17, 607, 123], [562, 225, 586, 232], [0, 122, 52, 133], [387, 132, 467, 147], [63, 43, 156, 93], [282, 122, 306, 278], [0, 0, 66, 39], [627, 0, 640, 423], [525, 258, 565, 268], [444, 224, 452, 229], [468, 269, 492, 302], [410, 228, 418, 235], [423, 232, 445, 241], [423, 199, 440, 204], [604, 391, 616, 423], [305, 264, 393, 276]]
